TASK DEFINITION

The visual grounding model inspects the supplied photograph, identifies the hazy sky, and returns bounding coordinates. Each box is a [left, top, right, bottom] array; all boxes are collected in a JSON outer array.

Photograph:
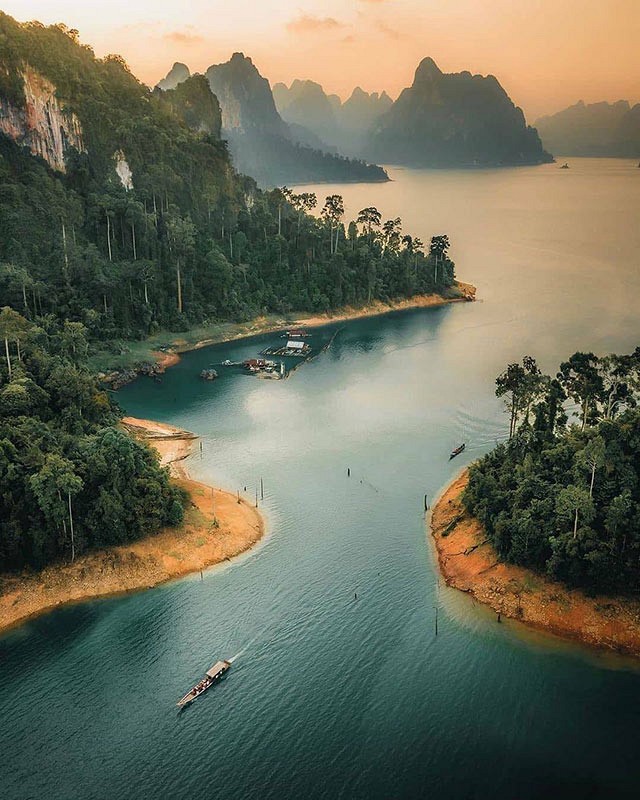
[[5, 0, 640, 120]]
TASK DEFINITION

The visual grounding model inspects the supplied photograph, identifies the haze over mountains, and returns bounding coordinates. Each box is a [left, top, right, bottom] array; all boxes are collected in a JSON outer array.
[[535, 101, 640, 157], [157, 54, 551, 181], [273, 80, 393, 158], [155, 55, 388, 187]]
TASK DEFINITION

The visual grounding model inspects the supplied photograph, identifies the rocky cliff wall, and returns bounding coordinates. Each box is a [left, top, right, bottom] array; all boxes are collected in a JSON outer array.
[[0, 65, 84, 172]]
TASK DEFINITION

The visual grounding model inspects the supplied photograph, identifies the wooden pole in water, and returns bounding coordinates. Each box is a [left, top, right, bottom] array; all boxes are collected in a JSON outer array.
[[260, 478, 264, 500], [435, 604, 439, 636], [255, 487, 258, 507], [237, 489, 240, 504], [424, 494, 428, 512]]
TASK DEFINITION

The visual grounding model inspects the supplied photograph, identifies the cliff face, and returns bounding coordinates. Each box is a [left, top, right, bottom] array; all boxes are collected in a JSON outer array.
[[206, 53, 289, 138], [366, 57, 552, 167], [204, 53, 388, 186], [0, 65, 84, 172]]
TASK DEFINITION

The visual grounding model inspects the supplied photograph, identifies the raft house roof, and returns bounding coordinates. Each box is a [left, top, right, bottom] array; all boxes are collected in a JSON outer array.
[[206, 661, 228, 678]]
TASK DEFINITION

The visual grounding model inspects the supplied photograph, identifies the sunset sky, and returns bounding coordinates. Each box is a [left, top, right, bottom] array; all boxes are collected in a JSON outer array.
[[5, 0, 640, 120]]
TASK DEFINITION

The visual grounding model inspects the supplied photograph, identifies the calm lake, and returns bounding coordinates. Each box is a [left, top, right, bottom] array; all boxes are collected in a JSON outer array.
[[2, 159, 640, 799]]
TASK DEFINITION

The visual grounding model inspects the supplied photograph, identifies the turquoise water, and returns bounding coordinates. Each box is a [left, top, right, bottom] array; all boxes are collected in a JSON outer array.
[[2, 159, 640, 799]]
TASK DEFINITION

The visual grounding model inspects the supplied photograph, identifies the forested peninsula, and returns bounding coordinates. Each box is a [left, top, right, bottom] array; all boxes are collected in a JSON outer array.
[[0, 14, 468, 609], [431, 349, 640, 657]]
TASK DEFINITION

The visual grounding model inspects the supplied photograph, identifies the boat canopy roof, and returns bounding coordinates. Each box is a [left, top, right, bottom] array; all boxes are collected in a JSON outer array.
[[206, 661, 228, 678]]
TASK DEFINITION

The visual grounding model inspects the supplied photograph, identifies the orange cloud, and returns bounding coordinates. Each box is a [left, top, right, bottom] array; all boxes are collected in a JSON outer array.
[[163, 30, 203, 44], [375, 20, 404, 40], [286, 15, 345, 34]]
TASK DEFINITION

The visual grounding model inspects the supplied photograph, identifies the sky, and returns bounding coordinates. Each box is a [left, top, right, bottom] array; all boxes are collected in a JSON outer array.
[[4, 0, 640, 120]]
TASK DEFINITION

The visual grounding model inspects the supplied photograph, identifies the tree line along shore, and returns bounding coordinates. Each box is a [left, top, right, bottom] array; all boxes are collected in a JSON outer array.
[[0, 288, 473, 634], [430, 471, 640, 659], [99, 283, 476, 385], [0, 417, 264, 634], [431, 347, 640, 658], [0, 15, 474, 626]]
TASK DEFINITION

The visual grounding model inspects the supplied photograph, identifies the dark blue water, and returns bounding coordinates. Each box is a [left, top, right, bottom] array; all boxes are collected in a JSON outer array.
[[2, 159, 640, 799]]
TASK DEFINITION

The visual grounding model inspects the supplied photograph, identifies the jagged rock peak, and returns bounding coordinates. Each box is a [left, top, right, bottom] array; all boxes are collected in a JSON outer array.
[[157, 62, 190, 91], [350, 86, 368, 100], [413, 57, 443, 84], [230, 52, 252, 66]]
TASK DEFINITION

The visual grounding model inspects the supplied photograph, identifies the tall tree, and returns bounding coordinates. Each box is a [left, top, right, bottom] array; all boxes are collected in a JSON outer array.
[[31, 454, 83, 562], [0, 307, 29, 381], [321, 195, 345, 255], [558, 352, 604, 431], [166, 214, 196, 314]]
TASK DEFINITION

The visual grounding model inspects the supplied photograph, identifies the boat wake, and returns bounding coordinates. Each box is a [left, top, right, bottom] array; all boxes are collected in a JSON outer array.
[[228, 633, 261, 663]]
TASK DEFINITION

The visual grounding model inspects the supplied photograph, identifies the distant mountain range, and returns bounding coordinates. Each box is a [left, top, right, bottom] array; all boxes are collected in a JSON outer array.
[[157, 54, 552, 178], [157, 56, 388, 187], [535, 101, 640, 157], [273, 80, 393, 158]]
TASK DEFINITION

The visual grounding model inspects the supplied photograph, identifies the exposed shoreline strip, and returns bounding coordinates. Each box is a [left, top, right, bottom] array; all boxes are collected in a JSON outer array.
[[429, 471, 640, 659], [116, 285, 476, 379], [0, 419, 265, 635], [176, 285, 476, 358]]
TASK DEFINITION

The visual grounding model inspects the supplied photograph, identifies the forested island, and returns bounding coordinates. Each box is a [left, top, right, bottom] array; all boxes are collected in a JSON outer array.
[[432, 349, 640, 656]]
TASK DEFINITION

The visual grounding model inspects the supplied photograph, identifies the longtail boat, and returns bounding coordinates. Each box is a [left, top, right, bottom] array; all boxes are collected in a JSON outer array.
[[177, 660, 231, 708], [449, 443, 466, 460]]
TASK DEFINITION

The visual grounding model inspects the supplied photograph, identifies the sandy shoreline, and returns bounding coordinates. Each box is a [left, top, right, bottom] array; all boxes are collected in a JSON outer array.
[[0, 419, 265, 634], [154, 284, 476, 367], [429, 471, 640, 658]]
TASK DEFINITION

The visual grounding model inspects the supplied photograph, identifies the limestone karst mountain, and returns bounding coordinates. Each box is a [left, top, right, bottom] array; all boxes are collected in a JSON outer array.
[[202, 53, 387, 185], [366, 57, 551, 167]]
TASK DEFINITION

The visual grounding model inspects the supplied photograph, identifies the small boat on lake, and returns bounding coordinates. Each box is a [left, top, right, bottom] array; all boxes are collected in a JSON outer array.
[[177, 660, 231, 708], [449, 443, 466, 460], [560, 162, 570, 169]]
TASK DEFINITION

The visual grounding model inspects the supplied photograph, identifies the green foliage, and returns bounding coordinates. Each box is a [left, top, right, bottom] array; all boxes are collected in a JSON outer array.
[[0, 311, 184, 571], [464, 348, 640, 595], [156, 75, 222, 138], [0, 14, 455, 347]]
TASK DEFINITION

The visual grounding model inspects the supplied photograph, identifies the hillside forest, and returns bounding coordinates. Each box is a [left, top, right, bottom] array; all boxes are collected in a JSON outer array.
[[0, 16, 457, 573]]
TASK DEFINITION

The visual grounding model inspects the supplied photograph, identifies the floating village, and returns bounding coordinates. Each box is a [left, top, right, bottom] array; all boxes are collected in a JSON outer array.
[[199, 328, 314, 382]]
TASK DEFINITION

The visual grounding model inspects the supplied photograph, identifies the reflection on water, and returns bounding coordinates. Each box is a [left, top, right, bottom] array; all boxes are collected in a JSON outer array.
[[2, 159, 640, 800]]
